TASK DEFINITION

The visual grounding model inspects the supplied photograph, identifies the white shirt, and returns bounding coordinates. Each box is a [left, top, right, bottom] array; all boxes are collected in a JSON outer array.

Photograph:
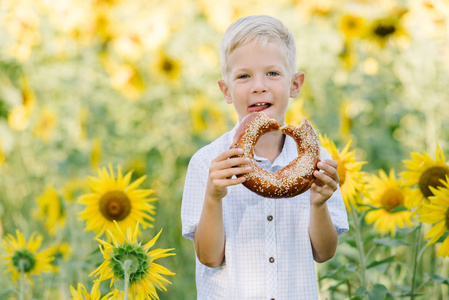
[[181, 123, 349, 300]]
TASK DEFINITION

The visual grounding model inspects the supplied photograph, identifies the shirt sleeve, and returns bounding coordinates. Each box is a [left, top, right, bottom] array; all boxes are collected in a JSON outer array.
[[320, 148, 350, 235], [181, 152, 209, 241]]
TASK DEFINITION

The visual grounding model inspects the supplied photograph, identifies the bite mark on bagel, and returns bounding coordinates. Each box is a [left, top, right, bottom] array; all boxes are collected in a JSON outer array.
[[231, 112, 320, 198]]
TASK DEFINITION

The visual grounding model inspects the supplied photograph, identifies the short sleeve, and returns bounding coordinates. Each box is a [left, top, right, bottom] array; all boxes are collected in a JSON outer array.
[[320, 148, 350, 235], [181, 153, 209, 241]]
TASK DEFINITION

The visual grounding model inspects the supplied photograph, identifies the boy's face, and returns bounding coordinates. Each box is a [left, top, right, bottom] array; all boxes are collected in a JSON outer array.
[[218, 40, 304, 124]]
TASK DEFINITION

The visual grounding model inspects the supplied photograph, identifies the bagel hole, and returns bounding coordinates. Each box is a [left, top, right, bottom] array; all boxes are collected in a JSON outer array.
[[253, 131, 286, 163]]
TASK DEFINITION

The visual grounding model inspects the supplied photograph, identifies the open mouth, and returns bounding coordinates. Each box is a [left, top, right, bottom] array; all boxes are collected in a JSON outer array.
[[248, 102, 272, 112]]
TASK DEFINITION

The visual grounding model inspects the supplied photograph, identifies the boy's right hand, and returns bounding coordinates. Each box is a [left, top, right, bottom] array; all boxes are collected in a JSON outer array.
[[206, 148, 252, 201]]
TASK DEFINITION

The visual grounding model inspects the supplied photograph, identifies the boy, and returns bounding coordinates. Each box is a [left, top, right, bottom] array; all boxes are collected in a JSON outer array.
[[181, 15, 349, 299]]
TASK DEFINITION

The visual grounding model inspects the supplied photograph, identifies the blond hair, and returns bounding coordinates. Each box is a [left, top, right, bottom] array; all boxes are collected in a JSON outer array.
[[220, 15, 297, 79]]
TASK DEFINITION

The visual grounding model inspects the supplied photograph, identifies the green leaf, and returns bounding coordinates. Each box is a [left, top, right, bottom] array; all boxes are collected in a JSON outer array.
[[319, 264, 346, 280], [396, 227, 416, 235], [327, 279, 346, 291], [355, 286, 367, 296], [346, 240, 357, 248], [432, 273, 449, 285], [114, 280, 125, 291], [0, 289, 16, 297], [389, 205, 408, 213], [363, 233, 379, 243], [373, 238, 413, 247], [343, 263, 358, 276], [367, 255, 396, 269], [368, 284, 388, 300]]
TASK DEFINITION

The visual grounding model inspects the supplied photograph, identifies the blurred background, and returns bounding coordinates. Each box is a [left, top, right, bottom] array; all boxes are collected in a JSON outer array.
[[1, 0, 449, 299]]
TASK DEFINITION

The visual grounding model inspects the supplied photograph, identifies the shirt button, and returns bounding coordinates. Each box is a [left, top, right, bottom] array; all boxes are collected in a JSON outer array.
[[267, 215, 273, 221], [269, 257, 275, 263]]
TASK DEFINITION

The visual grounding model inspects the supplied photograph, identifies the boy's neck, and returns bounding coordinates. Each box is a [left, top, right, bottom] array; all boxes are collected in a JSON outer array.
[[253, 131, 285, 164]]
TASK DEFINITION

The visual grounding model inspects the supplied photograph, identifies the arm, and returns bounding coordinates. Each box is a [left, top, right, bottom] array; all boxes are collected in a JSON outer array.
[[309, 159, 340, 263], [194, 148, 251, 268]]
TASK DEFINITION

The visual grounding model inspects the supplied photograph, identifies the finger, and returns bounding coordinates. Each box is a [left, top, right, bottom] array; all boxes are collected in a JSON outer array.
[[213, 157, 251, 171], [213, 148, 245, 162], [323, 159, 338, 168], [313, 170, 339, 191], [212, 166, 253, 180], [314, 177, 325, 187], [311, 183, 334, 199], [317, 161, 338, 179], [211, 176, 247, 188]]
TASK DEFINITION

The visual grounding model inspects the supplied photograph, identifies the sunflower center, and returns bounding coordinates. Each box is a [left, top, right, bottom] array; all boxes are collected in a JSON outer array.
[[99, 191, 131, 221], [418, 166, 449, 199], [51, 251, 64, 266], [381, 187, 404, 211], [162, 59, 174, 73], [12, 250, 36, 273], [346, 19, 359, 30], [110, 242, 150, 285], [374, 24, 396, 37], [337, 160, 347, 186]]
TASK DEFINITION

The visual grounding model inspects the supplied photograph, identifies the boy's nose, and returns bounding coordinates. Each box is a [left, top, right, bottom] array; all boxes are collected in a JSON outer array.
[[251, 77, 267, 93]]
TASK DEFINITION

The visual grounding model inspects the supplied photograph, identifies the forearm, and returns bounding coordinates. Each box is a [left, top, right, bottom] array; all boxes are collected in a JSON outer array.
[[309, 202, 338, 263], [194, 196, 225, 268]]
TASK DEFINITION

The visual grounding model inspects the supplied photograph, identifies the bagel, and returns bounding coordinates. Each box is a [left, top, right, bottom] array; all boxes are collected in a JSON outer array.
[[231, 112, 320, 198]]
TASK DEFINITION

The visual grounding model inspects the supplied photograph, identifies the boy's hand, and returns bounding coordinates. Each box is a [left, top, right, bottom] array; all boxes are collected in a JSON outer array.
[[310, 159, 340, 206], [206, 148, 252, 201]]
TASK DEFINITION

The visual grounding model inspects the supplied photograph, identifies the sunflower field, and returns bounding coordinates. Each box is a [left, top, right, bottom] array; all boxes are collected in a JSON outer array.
[[1, 0, 449, 299]]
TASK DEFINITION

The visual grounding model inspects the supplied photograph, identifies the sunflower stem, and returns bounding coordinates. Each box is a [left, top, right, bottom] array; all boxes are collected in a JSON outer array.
[[123, 259, 133, 300], [19, 261, 25, 300], [350, 206, 367, 288], [410, 223, 422, 300]]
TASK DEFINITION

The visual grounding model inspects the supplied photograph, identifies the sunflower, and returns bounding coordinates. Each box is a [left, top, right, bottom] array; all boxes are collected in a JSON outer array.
[[91, 138, 103, 169], [363, 169, 414, 236], [1, 230, 53, 282], [190, 94, 227, 138], [69, 281, 103, 300], [338, 41, 357, 70], [366, 16, 407, 48], [0, 139, 5, 165], [154, 50, 181, 83], [401, 145, 449, 211], [419, 176, 449, 257], [319, 135, 366, 212], [103, 59, 146, 101], [339, 100, 353, 138], [339, 14, 367, 40], [90, 222, 175, 300], [285, 98, 307, 126], [62, 178, 89, 203], [34, 186, 66, 236], [47, 242, 71, 273], [8, 105, 31, 131], [7, 77, 36, 131], [4, 1, 41, 61], [33, 108, 57, 142], [78, 164, 156, 238]]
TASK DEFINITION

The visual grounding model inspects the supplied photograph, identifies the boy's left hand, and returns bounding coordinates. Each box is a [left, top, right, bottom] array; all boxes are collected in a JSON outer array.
[[310, 159, 340, 206]]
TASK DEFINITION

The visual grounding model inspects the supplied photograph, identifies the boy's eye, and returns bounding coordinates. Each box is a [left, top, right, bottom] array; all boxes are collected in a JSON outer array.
[[237, 74, 249, 79], [267, 71, 279, 76]]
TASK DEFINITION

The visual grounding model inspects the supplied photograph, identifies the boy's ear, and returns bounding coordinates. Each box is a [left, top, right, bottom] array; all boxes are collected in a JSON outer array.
[[289, 72, 305, 98], [218, 79, 233, 104]]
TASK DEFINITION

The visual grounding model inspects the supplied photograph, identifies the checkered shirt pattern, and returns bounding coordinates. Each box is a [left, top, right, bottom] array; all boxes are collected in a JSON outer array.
[[181, 123, 349, 300]]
